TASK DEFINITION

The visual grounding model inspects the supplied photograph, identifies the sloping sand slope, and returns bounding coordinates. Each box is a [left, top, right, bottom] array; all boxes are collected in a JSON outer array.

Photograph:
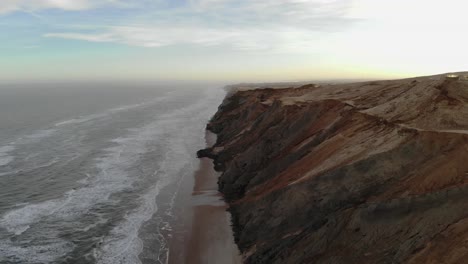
[[199, 73, 468, 263]]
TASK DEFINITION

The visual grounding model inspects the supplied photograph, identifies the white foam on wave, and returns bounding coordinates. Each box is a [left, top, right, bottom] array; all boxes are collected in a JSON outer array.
[[1, 200, 55, 235], [0, 239, 75, 263], [94, 145, 177, 264], [1, 93, 175, 169], [0, 145, 15, 166], [95, 178, 162, 264], [94, 88, 224, 264], [0, 156, 62, 178], [0, 171, 13, 177], [55, 114, 106, 127], [0, 189, 77, 235], [79, 215, 108, 233], [0, 156, 14, 167], [21, 129, 56, 141], [0, 92, 188, 263], [0, 131, 149, 262], [0, 145, 15, 153], [0, 129, 56, 168], [0, 101, 174, 234], [54, 95, 174, 127], [0, 87, 225, 263]]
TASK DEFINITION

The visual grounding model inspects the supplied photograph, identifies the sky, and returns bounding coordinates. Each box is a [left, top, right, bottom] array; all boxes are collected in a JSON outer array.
[[1, 0, 468, 82]]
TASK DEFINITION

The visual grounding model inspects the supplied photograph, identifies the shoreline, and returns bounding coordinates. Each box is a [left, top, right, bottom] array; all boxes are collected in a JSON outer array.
[[168, 131, 240, 264]]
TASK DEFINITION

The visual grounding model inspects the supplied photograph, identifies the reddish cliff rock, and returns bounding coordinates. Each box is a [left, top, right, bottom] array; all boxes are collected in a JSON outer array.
[[199, 74, 468, 263]]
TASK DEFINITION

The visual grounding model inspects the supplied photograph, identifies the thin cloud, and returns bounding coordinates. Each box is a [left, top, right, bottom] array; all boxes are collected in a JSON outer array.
[[45, 25, 332, 52], [42, 0, 358, 52], [184, 0, 356, 30], [0, 0, 124, 14], [44, 32, 116, 43]]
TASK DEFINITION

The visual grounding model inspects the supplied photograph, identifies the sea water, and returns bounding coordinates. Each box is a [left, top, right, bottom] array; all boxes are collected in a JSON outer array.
[[0, 82, 224, 264]]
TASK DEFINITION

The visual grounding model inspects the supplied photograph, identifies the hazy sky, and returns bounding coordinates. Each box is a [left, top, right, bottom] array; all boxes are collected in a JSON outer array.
[[1, 0, 468, 82]]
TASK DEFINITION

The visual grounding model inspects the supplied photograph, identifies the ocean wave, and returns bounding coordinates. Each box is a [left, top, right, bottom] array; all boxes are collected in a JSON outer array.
[[54, 95, 174, 128], [94, 88, 223, 264], [0, 199, 61, 235], [19, 129, 57, 144], [0, 129, 56, 168], [0, 156, 14, 167], [0, 87, 226, 263], [0, 98, 176, 262], [0, 238, 74, 263], [0, 145, 15, 166]]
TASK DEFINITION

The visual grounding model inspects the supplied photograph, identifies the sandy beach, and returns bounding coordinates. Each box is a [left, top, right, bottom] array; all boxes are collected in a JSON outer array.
[[168, 132, 240, 264]]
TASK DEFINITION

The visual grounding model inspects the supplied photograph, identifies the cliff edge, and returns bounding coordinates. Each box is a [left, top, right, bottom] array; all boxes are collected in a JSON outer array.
[[198, 74, 468, 263]]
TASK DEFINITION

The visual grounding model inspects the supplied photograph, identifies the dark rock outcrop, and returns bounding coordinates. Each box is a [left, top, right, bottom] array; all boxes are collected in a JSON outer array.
[[200, 74, 468, 263]]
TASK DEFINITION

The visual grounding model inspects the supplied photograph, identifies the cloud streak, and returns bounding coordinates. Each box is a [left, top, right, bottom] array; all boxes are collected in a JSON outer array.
[[42, 0, 358, 51], [45, 25, 325, 52], [0, 0, 123, 14]]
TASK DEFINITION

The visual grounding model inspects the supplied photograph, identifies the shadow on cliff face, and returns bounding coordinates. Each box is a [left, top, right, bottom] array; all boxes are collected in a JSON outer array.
[[198, 75, 468, 264]]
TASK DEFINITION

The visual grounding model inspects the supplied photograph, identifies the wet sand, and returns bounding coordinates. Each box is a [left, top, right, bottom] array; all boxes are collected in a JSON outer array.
[[168, 132, 240, 264]]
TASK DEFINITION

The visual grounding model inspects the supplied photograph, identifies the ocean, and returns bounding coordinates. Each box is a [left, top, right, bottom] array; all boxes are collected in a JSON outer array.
[[0, 82, 225, 264]]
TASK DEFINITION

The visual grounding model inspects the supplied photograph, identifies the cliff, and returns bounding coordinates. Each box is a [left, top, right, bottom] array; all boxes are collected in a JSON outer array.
[[198, 74, 468, 263]]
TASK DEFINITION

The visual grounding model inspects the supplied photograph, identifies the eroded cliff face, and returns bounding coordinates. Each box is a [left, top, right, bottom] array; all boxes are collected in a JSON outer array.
[[198, 75, 468, 263]]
